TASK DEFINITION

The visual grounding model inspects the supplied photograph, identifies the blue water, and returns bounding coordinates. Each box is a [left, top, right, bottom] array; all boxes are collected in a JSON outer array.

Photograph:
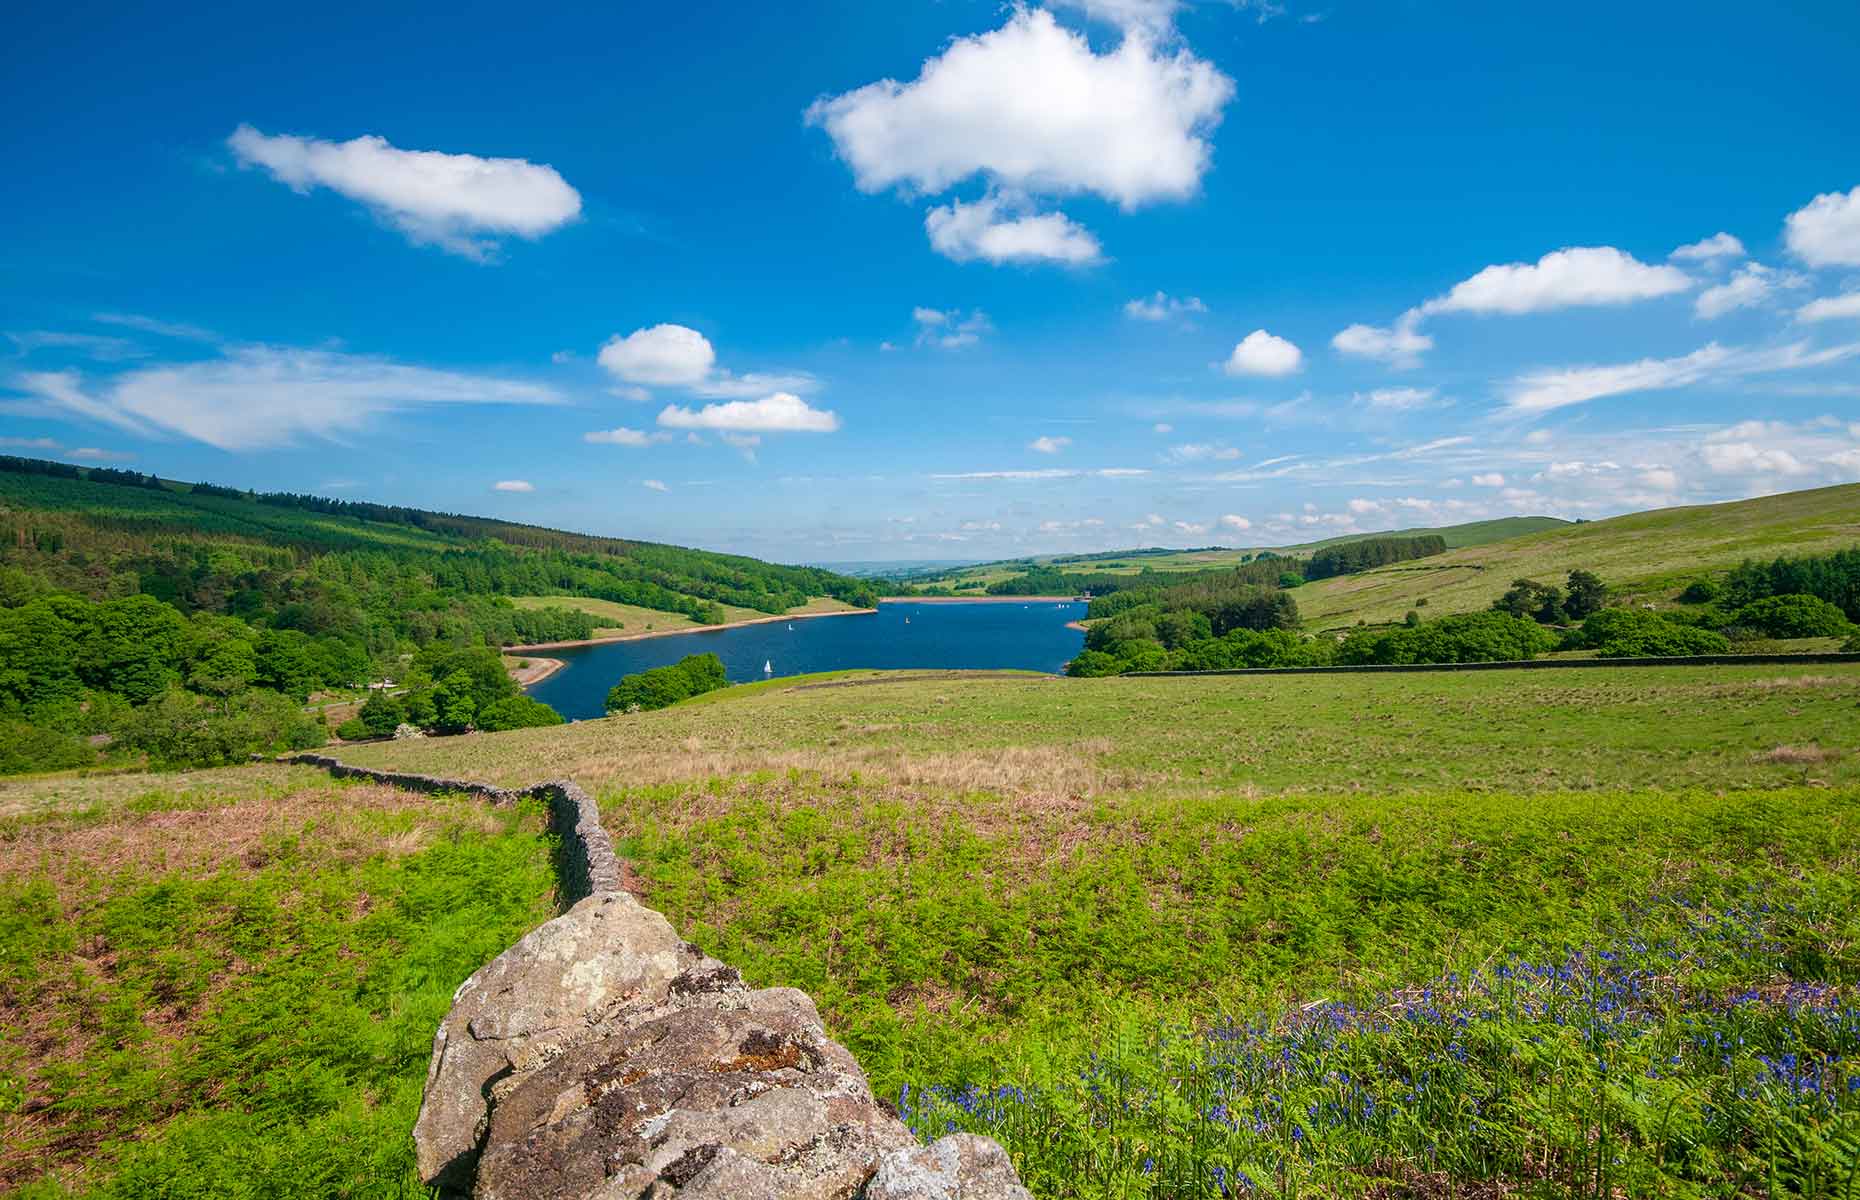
[[525, 600, 1086, 720]]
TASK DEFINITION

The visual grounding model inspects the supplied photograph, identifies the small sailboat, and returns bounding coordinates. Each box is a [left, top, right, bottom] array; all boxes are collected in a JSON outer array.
[[787, 623, 794, 630], [763, 659, 773, 675]]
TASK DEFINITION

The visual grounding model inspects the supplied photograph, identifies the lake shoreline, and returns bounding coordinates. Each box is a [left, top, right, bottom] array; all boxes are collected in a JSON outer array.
[[506, 606, 875, 653], [506, 655, 567, 688], [891, 595, 1079, 603]]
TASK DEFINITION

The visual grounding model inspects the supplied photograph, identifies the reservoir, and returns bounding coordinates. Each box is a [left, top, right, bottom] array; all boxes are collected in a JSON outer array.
[[524, 599, 1086, 720]]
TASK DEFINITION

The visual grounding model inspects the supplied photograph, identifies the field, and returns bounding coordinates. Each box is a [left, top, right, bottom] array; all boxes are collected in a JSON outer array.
[[0, 765, 556, 1198], [508, 594, 865, 641], [334, 665, 1860, 1193]]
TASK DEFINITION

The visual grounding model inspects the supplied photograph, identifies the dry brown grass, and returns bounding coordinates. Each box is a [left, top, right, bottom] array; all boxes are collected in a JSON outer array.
[[0, 780, 511, 912], [1753, 743, 1841, 765]]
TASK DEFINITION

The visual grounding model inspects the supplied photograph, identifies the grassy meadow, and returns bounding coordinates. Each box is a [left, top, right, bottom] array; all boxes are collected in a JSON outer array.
[[337, 665, 1860, 1195], [0, 766, 557, 1199]]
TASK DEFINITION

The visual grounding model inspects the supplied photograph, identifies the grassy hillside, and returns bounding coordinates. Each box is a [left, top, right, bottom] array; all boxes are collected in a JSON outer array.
[[909, 515, 1568, 589], [333, 666, 1860, 1194], [1296, 482, 1860, 629], [0, 456, 879, 774]]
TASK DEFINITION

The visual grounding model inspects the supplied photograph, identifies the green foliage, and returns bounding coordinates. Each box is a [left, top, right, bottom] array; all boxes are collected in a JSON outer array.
[[1568, 608, 1735, 657], [115, 689, 328, 768], [1726, 545, 1860, 621], [1169, 628, 1338, 671], [612, 775, 1860, 1195], [475, 695, 566, 731], [1493, 576, 1568, 624], [0, 458, 869, 770], [1341, 611, 1557, 664], [356, 691, 405, 737], [1304, 533, 1446, 580], [1564, 568, 1608, 619], [606, 653, 730, 713], [0, 719, 97, 774], [1679, 578, 1723, 604], [1, 784, 556, 1195], [1729, 594, 1855, 639]]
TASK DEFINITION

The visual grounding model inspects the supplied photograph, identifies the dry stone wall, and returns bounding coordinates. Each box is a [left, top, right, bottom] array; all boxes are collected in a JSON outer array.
[[286, 753, 1028, 1199]]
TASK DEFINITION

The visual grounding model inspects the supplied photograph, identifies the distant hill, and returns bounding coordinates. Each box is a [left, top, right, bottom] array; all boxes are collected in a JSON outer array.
[[914, 515, 1571, 589], [1296, 483, 1860, 630]]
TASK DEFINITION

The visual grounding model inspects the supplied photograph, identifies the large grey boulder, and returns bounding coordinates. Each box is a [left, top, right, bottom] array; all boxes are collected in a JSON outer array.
[[866, 1135, 1034, 1200], [417, 890, 1028, 1199], [413, 891, 709, 1190]]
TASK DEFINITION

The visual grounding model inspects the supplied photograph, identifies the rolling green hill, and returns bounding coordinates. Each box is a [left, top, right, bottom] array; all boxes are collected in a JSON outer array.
[[907, 514, 1569, 589], [1296, 481, 1860, 629], [0, 455, 879, 774]]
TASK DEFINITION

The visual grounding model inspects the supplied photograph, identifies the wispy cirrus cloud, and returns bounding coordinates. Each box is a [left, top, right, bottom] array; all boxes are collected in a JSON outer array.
[[14, 344, 560, 450], [1502, 339, 1860, 415]]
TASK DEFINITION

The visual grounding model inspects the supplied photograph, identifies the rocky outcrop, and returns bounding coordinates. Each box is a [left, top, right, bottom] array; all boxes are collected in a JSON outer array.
[[287, 753, 1029, 1198], [415, 891, 1027, 1199], [866, 1135, 1033, 1200]]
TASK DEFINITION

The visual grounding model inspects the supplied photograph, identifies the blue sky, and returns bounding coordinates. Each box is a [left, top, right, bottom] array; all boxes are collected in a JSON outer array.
[[4, 0, 1859, 563]]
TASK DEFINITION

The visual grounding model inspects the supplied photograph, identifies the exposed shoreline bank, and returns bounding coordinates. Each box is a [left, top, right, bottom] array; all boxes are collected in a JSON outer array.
[[506, 606, 875, 653], [506, 655, 567, 688], [890, 595, 1080, 604]]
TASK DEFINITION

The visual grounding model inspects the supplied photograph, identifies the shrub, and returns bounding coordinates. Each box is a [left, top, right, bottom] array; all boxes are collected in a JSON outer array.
[[335, 716, 370, 740], [1170, 629, 1337, 671], [0, 719, 97, 775], [1065, 650, 1124, 678], [1728, 594, 1854, 639], [357, 690, 406, 737], [117, 689, 326, 768], [1493, 578, 1567, 625], [1679, 579, 1722, 604], [1340, 612, 1557, 665], [476, 695, 566, 731], [1571, 609, 1732, 658], [606, 653, 728, 713]]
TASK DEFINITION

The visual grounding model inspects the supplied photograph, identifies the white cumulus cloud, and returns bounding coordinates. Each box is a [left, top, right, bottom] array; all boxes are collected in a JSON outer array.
[[642, 479, 669, 492], [656, 392, 840, 433], [1670, 232, 1746, 263], [806, 8, 1232, 210], [1419, 247, 1692, 317], [227, 125, 580, 260], [1471, 472, 1505, 487], [1223, 329, 1302, 377], [1029, 435, 1072, 454], [1785, 185, 1860, 268], [493, 479, 534, 493], [597, 324, 716, 387], [1798, 292, 1860, 323], [1218, 513, 1252, 532], [925, 192, 1102, 265], [1331, 314, 1433, 369]]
